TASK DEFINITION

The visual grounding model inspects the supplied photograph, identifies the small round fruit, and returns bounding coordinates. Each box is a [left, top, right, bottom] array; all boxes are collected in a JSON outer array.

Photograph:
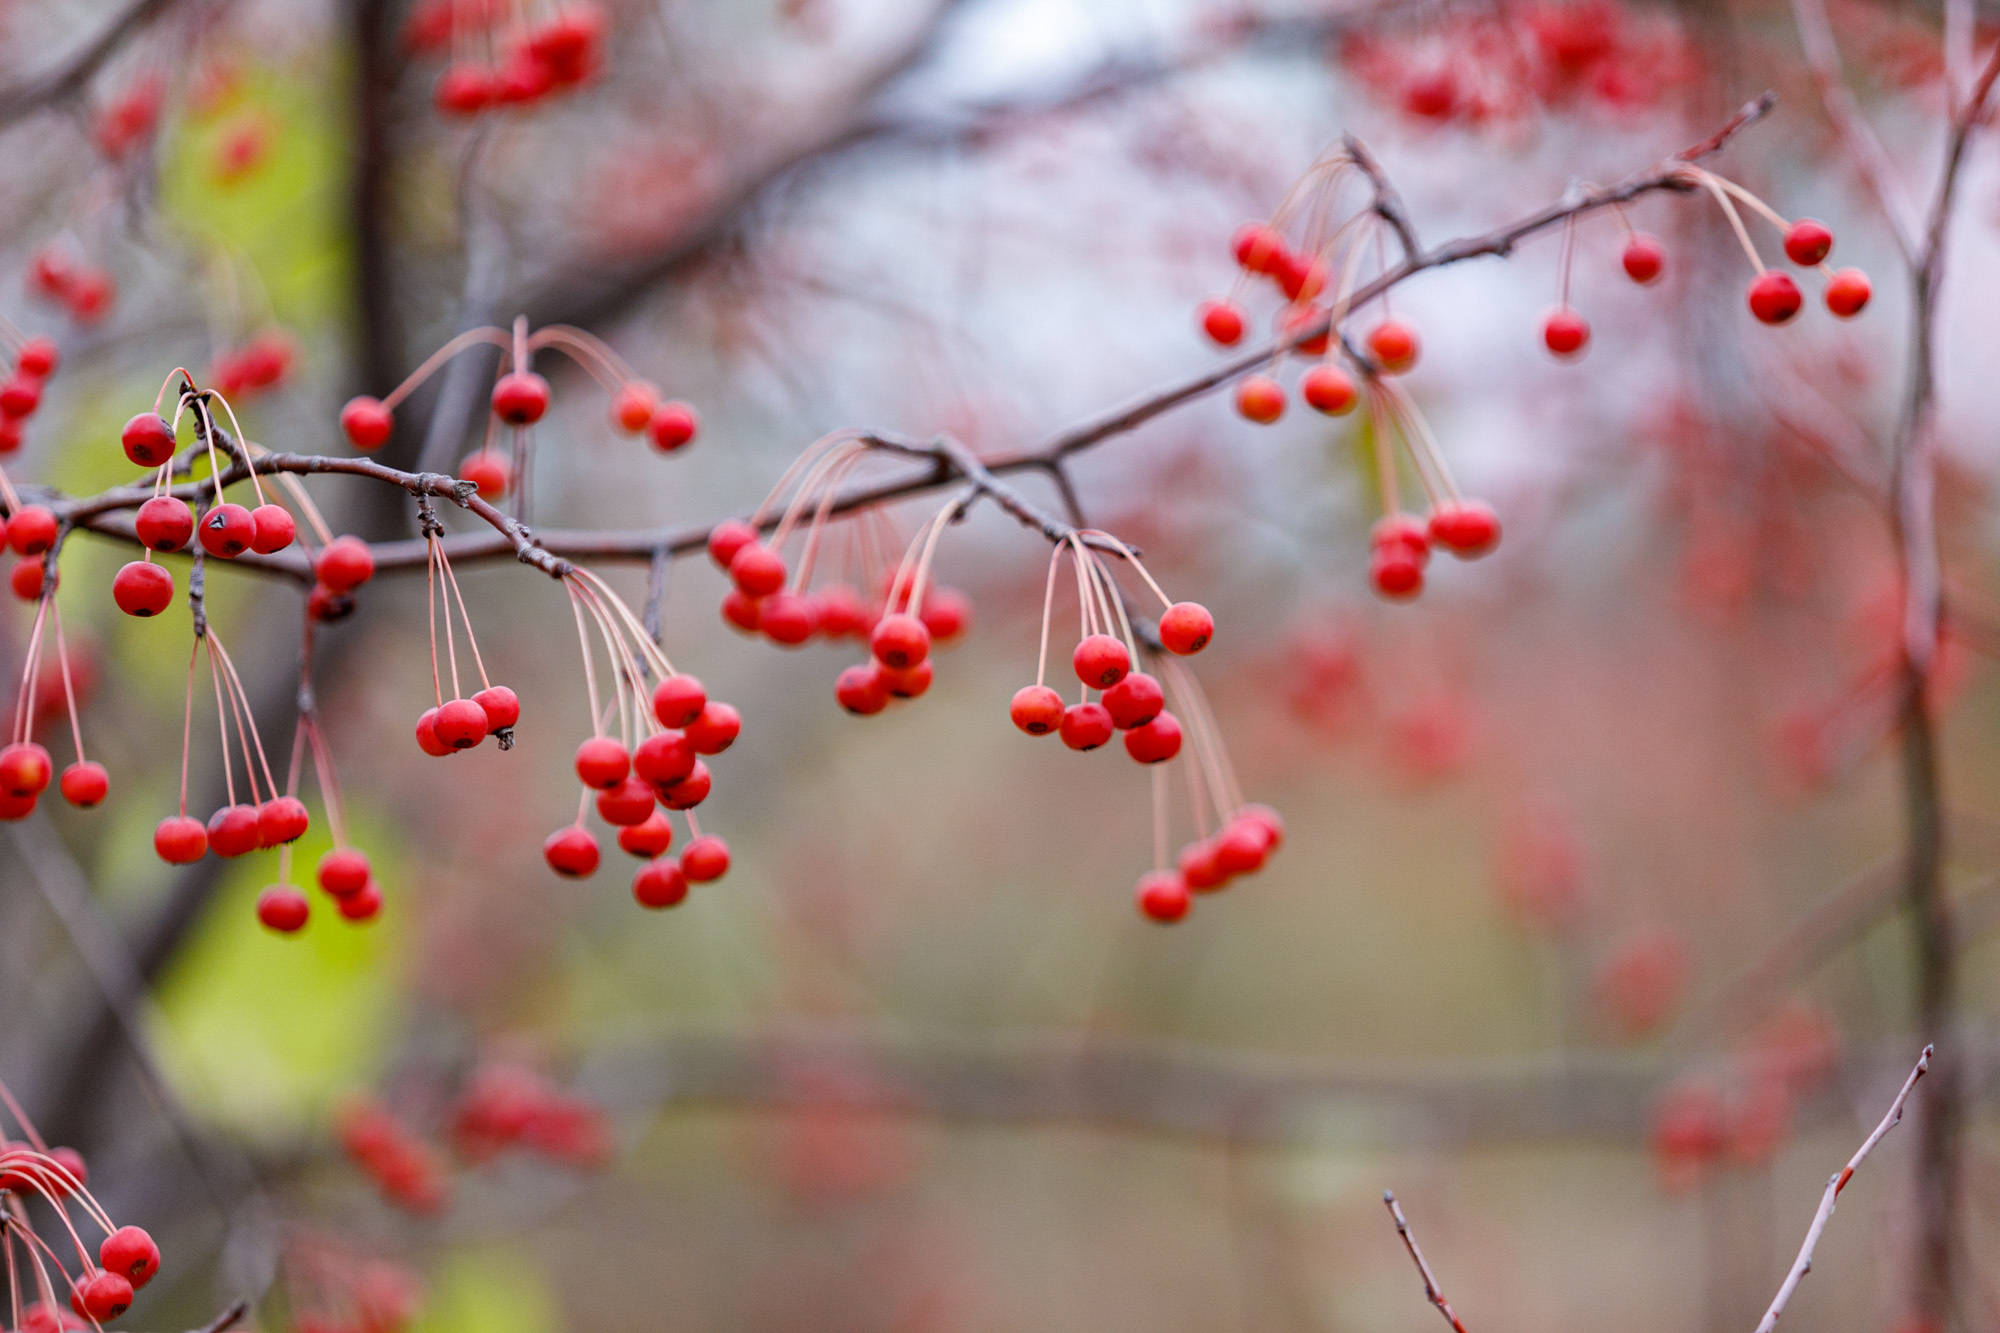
[[633, 859, 689, 908], [1621, 234, 1665, 284], [1059, 701, 1115, 751], [652, 674, 706, 728], [1825, 268, 1870, 318], [1235, 375, 1285, 423], [1072, 634, 1130, 689], [473, 685, 521, 731], [1009, 684, 1063, 735], [1783, 218, 1833, 266], [153, 815, 208, 863], [1542, 308, 1590, 358], [728, 542, 786, 598], [1366, 320, 1420, 373], [1103, 671, 1164, 730], [460, 450, 510, 497], [0, 742, 51, 796], [870, 613, 931, 670], [685, 701, 741, 755], [121, 413, 177, 466], [1748, 271, 1802, 325], [836, 663, 890, 715], [112, 561, 173, 617], [680, 834, 731, 882], [258, 796, 310, 845], [316, 536, 375, 592], [256, 885, 310, 933], [250, 503, 296, 554], [1199, 299, 1245, 346], [612, 381, 658, 433], [339, 395, 394, 449], [647, 401, 699, 452], [706, 519, 758, 570], [1123, 710, 1183, 763], [1136, 871, 1191, 922], [574, 736, 630, 788], [543, 826, 600, 878], [491, 371, 551, 425], [197, 502, 255, 558], [317, 849, 372, 897], [207, 804, 261, 857], [59, 761, 108, 808], [6, 505, 57, 555], [596, 777, 657, 826], [1301, 365, 1357, 415], [634, 730, 696, 787], [1158, 602, 1213, 655], [433, 698, 490, 750], [99, 1226, 160, 1288], [134, 495, 193, 551], [1427, 501, 1501, 558], [619, 810, 674, 858]]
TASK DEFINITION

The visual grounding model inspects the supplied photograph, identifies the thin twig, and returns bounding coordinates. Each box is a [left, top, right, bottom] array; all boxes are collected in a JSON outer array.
[[1383, 1192, 1470, 1333]]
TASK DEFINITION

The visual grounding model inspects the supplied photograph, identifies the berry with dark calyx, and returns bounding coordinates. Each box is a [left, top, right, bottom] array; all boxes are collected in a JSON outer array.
[[207, 804, 261, 857], [652, 674, 706, 728], [647, 401, 699, 452], [258, 796, 310, 845], [870, 613, 930, 670], [1158, 602, 1213, 655], [1235, 375, 1285, 423], [1301, 364, 1357, 415], [1059, 701, 1114, 751], [460, 450, 510, 498], [619, 810, 674, 858], [198, 502, 255, 557], [611, 381, 657, 433], [135, 496, 193, 551], [434, 698, 490, 750], [0, 742, 51, 796], [7, 559, 40, 602], [1009, 684, 1063, 735], [596, 776, 656, 826], [1542, 308, 1590, 358], [1783, 219, 1833, 266], [490, 371, 551, 425], [59, 761, 108, 808], [1622, 234, 1665, 284], [1124, 710, 1183, 763], [316, 536, 375, 592], [1748, 271, 1802, 325], [317, 849, 371, 897], [758, 591, 818, 645], [658, 761, 712, 810], [1072, 634, 1130, 688], [0, 788, 35, 820], [1199, 299, 1245, 346], [72, 1270, 132, 1322], [154, 815, 208, 863], [414, 708, 451, 757], [250, 503, 296, 554], [633, 859, 689, 909], [98, 1227, 159, 1288], [574, 736, 630, 788], [16, 338, 59, 379], [122, 413, 177, 466], [883, 660, 932, 699], [684, 701, 741, 755], [7, 505, 57, 555], [473, 685, 521, 732], [340, 395, 394, 450], [1103, 671, 1164, 730], [1825, 268, 1870, 318], [836, 663, 890, 715], [680, 834, 730, 883], [543, 825, 600, 878], [1136, 871, 1191, 922], [634, 730, 696, 787], [256, 885, 310, 933], [1366, 320, 1420, 373], [113, 561, 173, 616], [1427, 500, 1501, 558], [706, 519, 758, 570], [336, 881, 382, 921], [728, 542, 786, 598]]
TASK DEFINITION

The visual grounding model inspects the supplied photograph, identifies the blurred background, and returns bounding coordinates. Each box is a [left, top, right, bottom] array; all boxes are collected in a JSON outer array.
[[0, 0, 1994, 1329]]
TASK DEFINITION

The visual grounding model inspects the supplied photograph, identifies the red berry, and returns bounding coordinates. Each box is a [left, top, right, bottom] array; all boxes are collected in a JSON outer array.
[[1059, 701, 1114, 750], [836, 663, 890, 715], [595, 776, 656, 826], [154, 815, 208, 863], [883, 660, 932, 699], [633, 730, 696, 787], [72, 1270, 132, 1322], [434, 698, 489, 750], [317, 849, 371, 897], [870, 613, 930, 670], [250, 503, 296, 554], [685, 701, 740, 754], [1072, 634, 1130, 688], [473, 685, 521, 731], [759, 591, 818, 645], [618, 810, 674, 858], [611, 381, 658, 433], [1825, 268, 1870, 318], [633, 859, 689, 908], [1199, 299, 1246, 346], [8, 559, 41, 601], [256, 885, 310, 933], [1136, 871, 1191, 922], [207, 804, 261, 857], [1179, 840, 1228, 892], [680, 834, 730, 882], [1123, 710, 1183, 763], [1278, 303, 1331, 356], [0, 788, 37, 821], [1748, 271, 1802, 325], [1276, 252, 1328, 303], [112, 561, 173, 617], [1622, 234, 1665, 284], [121, 412, 178, 466], [918, 586, 971, 643], [0, 742, 51, 796], [1370, 548, 1424, 599], [1235, 375, 1285, 423], [1301, 364, 1357, 415], [1231, 223, 1284, 274], [197, 502, 255, 557], [1238, 803, 1286, 851], [574, 736, 630, 788], [1214, 818, 1269, 875], [7, 505, 57, 555], [336, 881, 382, 921], [1366, 320, 1420, 373], [1103, 671, 1164, 729], [1783, 219, 1833, 266], [647, 401, 699, 452], [460, 450, 510, 498], [414, 708, 451, 757], [16, 338, 59, 379], [1372, 513, 1431, 561], [340, 396, 394, 450], [1009, 684, 1063, 735], [98, 1227, 159, 1288], [434, 63, 494, 114], [258, 796, 310, 845], [652, 674, 706, 728], [0, 375, 42, 418], [812, 583, 869, 639], [490, 371, 551, 425], [1542, 307, 1590, 358], [0, 419, 22, 456], [1158, 601, 1213, 655], [135, 496, 193, 551], [543, 825, 600, 877], [1427, 500, 1501, 558], [59, 761, 108, 808], [720, 588, 762, 633], [316, 536, 375, 592], [706, 519, 758, 570], [728, 542, 787, 598], [658, 760, 711, 809]]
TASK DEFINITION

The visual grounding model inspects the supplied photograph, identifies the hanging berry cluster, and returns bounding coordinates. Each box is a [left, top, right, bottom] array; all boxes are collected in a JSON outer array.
[[26, 245, 114, 327], [0, 1084, 164, 1328], [0, 331, 60, 463], [278, 1240, 422, 1333], [407, 0, 609, 116]]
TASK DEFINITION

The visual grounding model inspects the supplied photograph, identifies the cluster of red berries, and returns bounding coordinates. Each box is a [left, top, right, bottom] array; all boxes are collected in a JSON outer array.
[[261, 846, 388, 931], [27, 245, 114, 325], [0, 1131, 164, 1325], [1137, 804, 1288, 922], [449, 1063, 612, 1167], [0, 334, 60, 460], [207, 329, 296, 399], [1009, 605, 1211, 763], [287, 1250, 422, 1333], [337, 1098, 452, 1215], [0, 740, 108, 819], [92, 76, 164, 162], [414, 0, 608, 116], [1650, 1002, 1841, 1191], [1741, 217, 1870, 324]]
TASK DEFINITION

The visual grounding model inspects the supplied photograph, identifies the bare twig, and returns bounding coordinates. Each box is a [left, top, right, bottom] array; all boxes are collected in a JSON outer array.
[[1383, 1192, 1470, 1333], [1786, 0, 1920, 261], [0, 0, 183, 126]]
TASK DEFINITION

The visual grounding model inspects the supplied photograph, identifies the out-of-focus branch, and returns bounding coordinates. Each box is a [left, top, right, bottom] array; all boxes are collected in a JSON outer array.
[[0, 0, 183, 126], [1752, 1047, 1931, 1333], [1787, 0, 1919, 261], [1383, 1192, 1470, 1333]]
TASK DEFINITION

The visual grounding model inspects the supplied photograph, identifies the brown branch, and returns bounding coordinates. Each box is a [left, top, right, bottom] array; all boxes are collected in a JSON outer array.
[[0, 0, 182, 126], [1785, 0, 1920, 261], [1382, 1193, 1470, 1333]]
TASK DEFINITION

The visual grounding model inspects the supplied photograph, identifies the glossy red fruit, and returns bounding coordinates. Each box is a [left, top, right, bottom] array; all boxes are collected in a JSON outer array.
[[256, 885, 310, 933], [1072, 634, 1130, 688], [685, 702, 740, 754], [1124, 711, 1183, 763], [336, 881, 382, 921], [59, 761, 108, 808], [1277, 252, 1328, 303], [728, 542, 786, 598], [1214, 818, 1270, 875], [0, 418, 22, 456], [0, 788, 37, 821], [647, 401, 699, 452], [883, 660, 931, 699], [720, 588, 761, 633], [340, 395, 394, 450], [250, 503, 296, 553], [812, 584, 869, 639], [1427, 500, 1501, 558], [759, 591, 818, 645], [197, 502, 254, 557], [121, 413, 177, 466], [1103, 671, 1164, 729], [316, 536, 375, 592], [474, 685, 521, 731], [1059, 701, 1114, 751], [1136, 871, 1191, 922], [1825, 268, 1870, 318], [609, 380, 657, 433], [135, 496, 193, 551], [258, 795, 310, 844], [1542, 308, 1590, 358], [317, 849, 371, 897], [414, 708, 451, 756], [154, 815, 208, 863], [633, 730, 696, 787], [543, 826, 600, 878], [434, 698, 490, 750], [1783, 218, 1833, 266], [1179, 840, 1228, 892], [1622, 234, 1665, 284], [680, 834, 730, 882], [1158, 602, 1213, 655], [1199, 299, 1245, 346], [1234, 375, 1285, 423], [870, 613, 930, 670], [0, 376, 42, 418], [1371, 548, 1424, 599], [658, 760, 711, 810], [112, 561, 173, 616], [1232, 223, 1284, 274], [652, 674, 706, 728], [836, 663, 890, 715], [207, 804, 261, 857], [633, 859, 689, 908], [1748, 271, 1802, 325], [618, 810, 674, 858], [595, 777, 656, 826], [918, 587, 971, 643], [72, 1270, 132, 1321], [574, 736, 630, 788], [7, 505, 57, 555], [460, 450, 510, 498], [0, 742, 51, 796], [490, 371, 551, 425], [8, 559, 41, 601], [16, 338, 58, 379], [1301, 364, 1357, 415], [1366, 320, 1420, 373], [1373, 513, 1431, 561], [706, 519, 758, 570], [1238, 803, 1286, 851], [98, 1227, 159, 1288], [1009, 684, 1063, 735]]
